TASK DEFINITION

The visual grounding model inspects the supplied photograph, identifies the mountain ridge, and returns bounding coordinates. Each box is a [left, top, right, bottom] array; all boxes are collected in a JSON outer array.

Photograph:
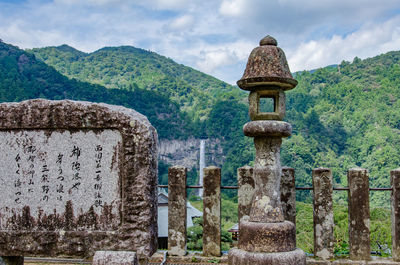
[[28, 44, 244, 120], [0, 40, 195, 140]]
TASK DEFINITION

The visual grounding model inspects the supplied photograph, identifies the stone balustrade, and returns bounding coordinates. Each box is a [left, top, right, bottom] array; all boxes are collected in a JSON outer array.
[[165, 166, 400, 265]]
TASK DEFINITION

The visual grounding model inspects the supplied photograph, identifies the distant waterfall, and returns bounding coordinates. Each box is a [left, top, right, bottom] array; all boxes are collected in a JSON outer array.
[[198, 139, 206, 197]]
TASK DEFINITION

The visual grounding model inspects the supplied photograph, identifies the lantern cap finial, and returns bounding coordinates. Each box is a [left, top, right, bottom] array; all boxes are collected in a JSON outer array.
[[260, 35, 277, 46]]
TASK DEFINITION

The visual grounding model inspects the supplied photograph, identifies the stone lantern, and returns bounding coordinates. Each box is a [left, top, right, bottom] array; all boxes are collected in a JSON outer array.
[[228, 36, 306, 264]]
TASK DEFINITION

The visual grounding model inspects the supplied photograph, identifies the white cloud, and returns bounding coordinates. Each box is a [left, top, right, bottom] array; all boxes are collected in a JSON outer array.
[[54, 0, 125, 5], [197, 49, 236, 73], [219, 0, 247, 17], [168, 15, 194, 31], [0, 0, 400, 84], [287, 15, 400, 72], [191, 40, 253, 76], [152, 0, 190, 10]]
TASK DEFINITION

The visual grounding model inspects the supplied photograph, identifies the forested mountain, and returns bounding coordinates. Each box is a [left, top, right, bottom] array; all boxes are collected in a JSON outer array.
[[28, 45, 244, 121], [0, 40, 195, 139], [1, 40, 400, 207], [282, 52, 400, 205]]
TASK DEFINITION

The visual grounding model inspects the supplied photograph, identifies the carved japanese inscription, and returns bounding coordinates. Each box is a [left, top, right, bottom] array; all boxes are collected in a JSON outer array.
[[0, 130, 122, 231], [0, 99, 158, 259]]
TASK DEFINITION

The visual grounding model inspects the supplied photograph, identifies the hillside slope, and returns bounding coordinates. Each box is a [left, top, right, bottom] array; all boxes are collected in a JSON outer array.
[[283, 52, 400, 205], [28, 45, 244, 120], [0, 40, 194, 139]]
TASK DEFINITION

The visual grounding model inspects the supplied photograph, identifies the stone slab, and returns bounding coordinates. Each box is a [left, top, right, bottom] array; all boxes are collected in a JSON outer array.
[[332, 260, 366, 265], [92, 251, 138, 265], [0, 99, 158, 259], [306, 258, 330, 265], [164, 252, 229, 263], [368, 260, 400, 264], [305, 258, 400, 265], [0, 130, 121, 229]]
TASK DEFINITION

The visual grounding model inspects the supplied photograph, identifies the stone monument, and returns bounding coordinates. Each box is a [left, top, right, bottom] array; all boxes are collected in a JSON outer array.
[[228, 36, 306, 264], [0, 99, 158, 263]]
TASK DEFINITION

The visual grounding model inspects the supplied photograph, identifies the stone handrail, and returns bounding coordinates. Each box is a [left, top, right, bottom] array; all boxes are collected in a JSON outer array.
[[164, 166, 400, 264]]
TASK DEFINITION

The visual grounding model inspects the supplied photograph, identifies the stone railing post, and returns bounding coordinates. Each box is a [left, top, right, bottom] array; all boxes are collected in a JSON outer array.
[[238, 166, 255, 224], [312, 168, 334, 260], [348, 168, 370, 260], [281, 167, 296, 224], [391, 168, 400, 261], [203, 166, 221, 257], [168, 166, 187, 256]]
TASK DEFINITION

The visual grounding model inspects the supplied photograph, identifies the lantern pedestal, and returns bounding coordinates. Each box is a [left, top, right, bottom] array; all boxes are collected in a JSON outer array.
[[228, 121, 306, 265], [229, 248, 306, 264]]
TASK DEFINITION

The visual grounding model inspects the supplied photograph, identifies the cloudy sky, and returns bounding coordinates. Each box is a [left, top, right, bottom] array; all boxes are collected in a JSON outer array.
[[0, 0, 400, 84]]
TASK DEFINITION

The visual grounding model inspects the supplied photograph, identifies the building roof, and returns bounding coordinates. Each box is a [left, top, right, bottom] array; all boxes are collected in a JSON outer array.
[[228, 223, 238, 232], [158, 191, 169, 205]]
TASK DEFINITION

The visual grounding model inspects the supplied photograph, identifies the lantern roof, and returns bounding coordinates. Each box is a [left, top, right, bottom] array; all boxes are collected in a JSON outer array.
[[237, 35, 297, 91]]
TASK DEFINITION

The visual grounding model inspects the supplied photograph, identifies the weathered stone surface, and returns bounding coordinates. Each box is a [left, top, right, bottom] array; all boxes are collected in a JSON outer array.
[[281, 167, 296, 224], [331, 260, 366, 265], [229, 35, 305, 265], [92, 251, 138, 265], [306, 258, 330, 265], [238, 220, 295, 252], [368, 260, 400, 265], [0, 130, 121, 228], [0, 99, 158, 259], [0, 257, 23, 265], [238, 166, 254, 224], [243, 120, 292, 138], [249, 136, 286, 223], [203, 166, 221, 257], [348, 168, 370, 261], [249, 90, 286, 121], [237, 35, 297, 90], [228, 248, 306, 265], [168, 166, 187, 256], [239, 166, 296, 224], [368, 259, 400, 264], [305, 259, 400, 265], [392, 168, 400, 262], [165, 253, 229, 264], [313, 168, 334, 260]]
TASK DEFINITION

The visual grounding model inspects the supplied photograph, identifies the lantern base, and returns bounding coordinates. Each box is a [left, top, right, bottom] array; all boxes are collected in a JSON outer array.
[[239, 220, 296, 252], [228, 247, 306, 265]]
